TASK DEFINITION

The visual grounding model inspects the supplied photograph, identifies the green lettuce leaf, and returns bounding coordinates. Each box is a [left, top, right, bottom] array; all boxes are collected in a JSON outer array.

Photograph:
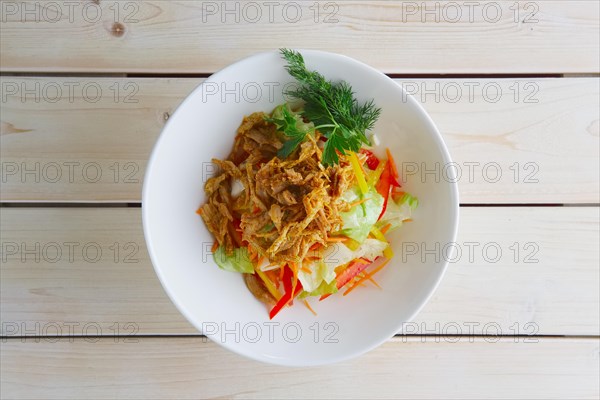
[[299, 279, 339, 298], [213, 246, 254, 274], [376, 192, 418, 232], [337, 186, 384, 242], [298, 259, 337, 293], [298, 239, 388, 293]]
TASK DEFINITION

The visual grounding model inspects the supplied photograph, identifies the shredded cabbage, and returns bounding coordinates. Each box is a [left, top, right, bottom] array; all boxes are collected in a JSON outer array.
[[299, 279, 338, 298], [298, 239, 388, 293], [337, 186, 384, 243], [377, 192, 418, 232]]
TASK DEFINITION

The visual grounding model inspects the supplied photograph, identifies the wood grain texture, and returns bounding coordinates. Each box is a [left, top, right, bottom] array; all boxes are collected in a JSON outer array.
[[1, 1, 598, 73], [1, 77, 598, 203], [1, 337, 599, 399], [1, 207, 598, 336]]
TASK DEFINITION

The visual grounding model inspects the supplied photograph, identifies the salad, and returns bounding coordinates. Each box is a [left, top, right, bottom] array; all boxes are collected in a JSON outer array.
[[198, 49, 417, 319]]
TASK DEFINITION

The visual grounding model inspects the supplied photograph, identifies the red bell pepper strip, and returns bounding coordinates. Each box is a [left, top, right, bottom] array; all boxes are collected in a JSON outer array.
[[389, 172, 401, 188], [282, 264, 292, 295], [378, 185, 392, 221], [335, 259, 372, 289], [360, 149, 380, 170], [269, 276, 303, 319], [385, 148, 401, 187], [319, 259, 373, 301], [376, 161, 390, 196], [376, 161, 392, 221], [376, 157, 406, 220]]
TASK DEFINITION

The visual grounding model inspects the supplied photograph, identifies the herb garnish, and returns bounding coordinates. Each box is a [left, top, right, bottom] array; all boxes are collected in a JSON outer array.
[[269, 48, 381, 166]]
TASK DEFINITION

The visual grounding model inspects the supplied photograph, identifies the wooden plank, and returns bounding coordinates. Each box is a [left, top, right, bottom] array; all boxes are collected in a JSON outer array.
[[0, 77, 191, 203], [1, 77, 598, 203], [1, 1, 598, 74], [1, 337, 598, 399], [1, 207, 598, 336]]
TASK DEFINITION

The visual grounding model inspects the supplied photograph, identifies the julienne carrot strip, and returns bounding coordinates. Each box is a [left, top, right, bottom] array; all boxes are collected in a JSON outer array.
[[364, 258, 392, 280], [196, 208, 203, 215], [326, 236, 349, 243], [356, 270, 382, 289], [386, 148, 400, 181], [349, 197, 372, 208], [343, 280, 364, 296], [279, 264, 285, 281], [319, 259, 358, 301], [301, 266, 312, 274], [380, 223, 392, 235], [344, 259, 391, 296], [303, 300, 317, 316], [307, 244, 321, 259], [351, 273, 367, 286], [211, 241, 218, 252], [368, 277, 382, 289], [362, 269, 382, 288]]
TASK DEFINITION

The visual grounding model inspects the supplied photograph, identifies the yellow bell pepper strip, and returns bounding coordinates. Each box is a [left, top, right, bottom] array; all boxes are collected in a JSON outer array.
[[368, 159, 387, 187], [349, 151, 369, 195], [256, 268, 282, 301], [370, 226, 394, 259]]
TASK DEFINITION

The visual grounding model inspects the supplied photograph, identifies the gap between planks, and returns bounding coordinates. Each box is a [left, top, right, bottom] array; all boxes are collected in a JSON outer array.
[[1, 1, 599, 74], [2, 334, 598, 340], [0, 72, 572, 78], [1, 77, 599, 203], [1, 206, 598, 337]]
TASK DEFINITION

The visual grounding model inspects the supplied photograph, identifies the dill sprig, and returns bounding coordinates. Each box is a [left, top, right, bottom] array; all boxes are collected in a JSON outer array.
[[277, 48, 381, 165]]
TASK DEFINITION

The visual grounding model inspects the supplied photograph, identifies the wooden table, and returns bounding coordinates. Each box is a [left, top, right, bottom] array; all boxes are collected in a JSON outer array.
[[1, 1, 599, 398]]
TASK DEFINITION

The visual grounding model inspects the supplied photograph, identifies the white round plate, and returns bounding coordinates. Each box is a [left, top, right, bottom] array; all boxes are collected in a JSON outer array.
[[143, 50, 459, 366]]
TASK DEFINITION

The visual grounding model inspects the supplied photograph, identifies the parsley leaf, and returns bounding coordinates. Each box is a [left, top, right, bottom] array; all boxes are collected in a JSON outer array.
[[264, 103, 314, 158]]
